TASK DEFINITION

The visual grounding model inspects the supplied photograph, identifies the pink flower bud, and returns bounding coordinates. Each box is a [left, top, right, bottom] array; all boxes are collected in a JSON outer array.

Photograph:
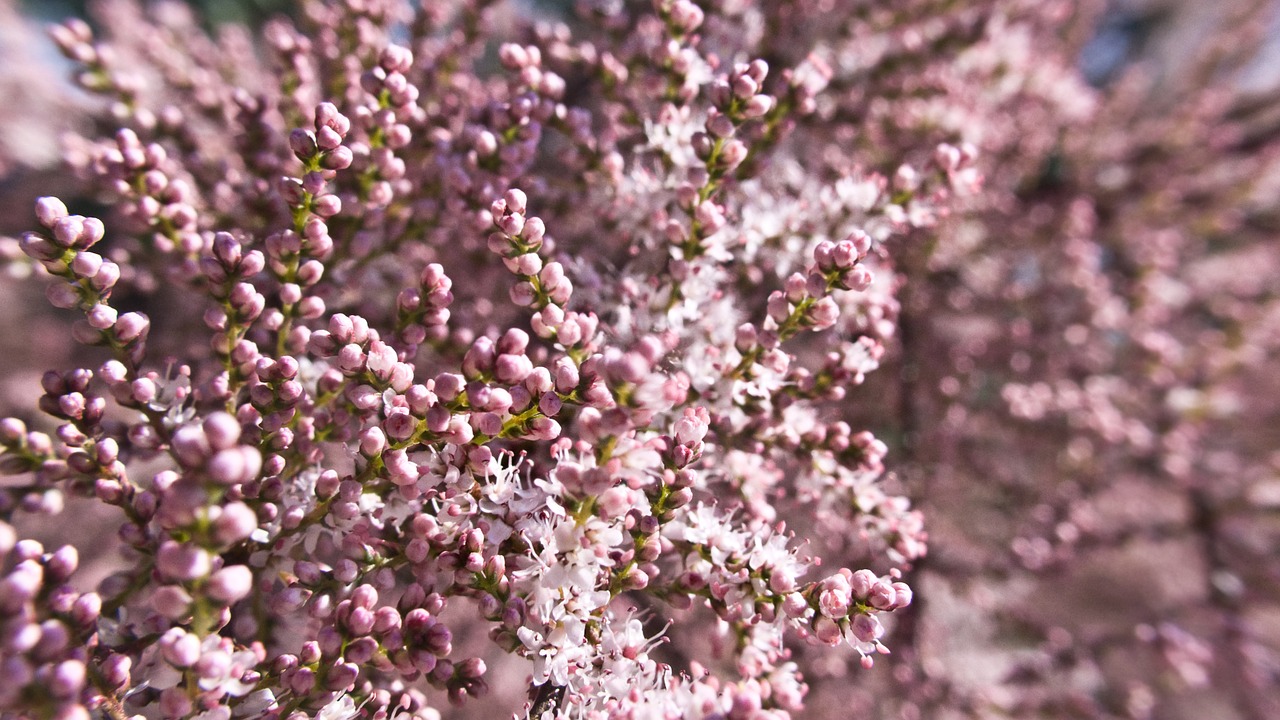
[[433, 373, 463, 401], [673, 407, 709, 445], [849, 613, 884, 643], [498, 43, 530, 70], [495, 354, 533, 384], [313, 194, 342, 217], [818, 586, 850, 619], [366, 340, 397, 378], [812, 616, 842, 645], [782, 592, 809, 618], [719, 138, 749, 169], [208, 447, 262, 485], [384, 408, 416, 441], [868, 579, 897, 610], [326, 661, 359, 691], [70, 251, 103, 278], [35, 197, 68, 227], [315, 102, 350, 135], [322, 145, 354, 170], [706, 112, 735, 138], [890, 582, 913, 609], [87, 304, 118, 330], [538, 392, 562, 417], [842, 265, 874, 292], [380, 44, 414, 73], [90, 260, 120, 290], [809, 296, 840, 329], [384, 449, 420, 485], [360, 425, 384, 453], [203, 412, 242, 450], [68, 591, 99, 625], [208, 565, 253, 604], [102, 653, 131, 689], [52, 215, 84, 247], [45, 282, 80, 309], [113, 312, 150, 342], [156, 541, 211, 581], [741, 94, 774, 118], [151, 585, 193, 619], [160, 628, 201, 667], [497, 211, 525, 237], [850, 569, 877, 598], [49, 659, 86, 698], [338, 343, 365, 372], [20, 232, 61, 261], [47, 545, 78, 581], [289, 128, 317, 158], [522, 216, 546, 245]]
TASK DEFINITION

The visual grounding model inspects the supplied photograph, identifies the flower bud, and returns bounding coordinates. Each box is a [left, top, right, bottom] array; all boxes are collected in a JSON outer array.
[[208, 565, 253, 604], [156, 541, 212, 581], [35, 197, 69, 227]]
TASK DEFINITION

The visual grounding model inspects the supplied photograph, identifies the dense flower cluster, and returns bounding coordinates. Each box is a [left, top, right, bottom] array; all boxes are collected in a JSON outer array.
[[0, 0, 955, 718], [2, 0, 1279, 719]]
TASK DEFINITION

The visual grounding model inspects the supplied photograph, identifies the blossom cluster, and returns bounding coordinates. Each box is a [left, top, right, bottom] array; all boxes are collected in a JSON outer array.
[[6, 0, 1278, 718], [0, 1, 955, 719]]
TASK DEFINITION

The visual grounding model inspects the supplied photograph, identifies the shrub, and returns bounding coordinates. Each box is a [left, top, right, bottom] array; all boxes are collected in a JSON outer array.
[[1, 1, 1277, 719]]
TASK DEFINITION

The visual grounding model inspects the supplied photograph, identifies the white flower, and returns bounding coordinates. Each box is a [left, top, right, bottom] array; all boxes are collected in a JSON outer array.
[[235, 690, 276, 717], [365, 340, 397, 376], [316, 693, 358, 720], [196, 636, 257, 696]]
